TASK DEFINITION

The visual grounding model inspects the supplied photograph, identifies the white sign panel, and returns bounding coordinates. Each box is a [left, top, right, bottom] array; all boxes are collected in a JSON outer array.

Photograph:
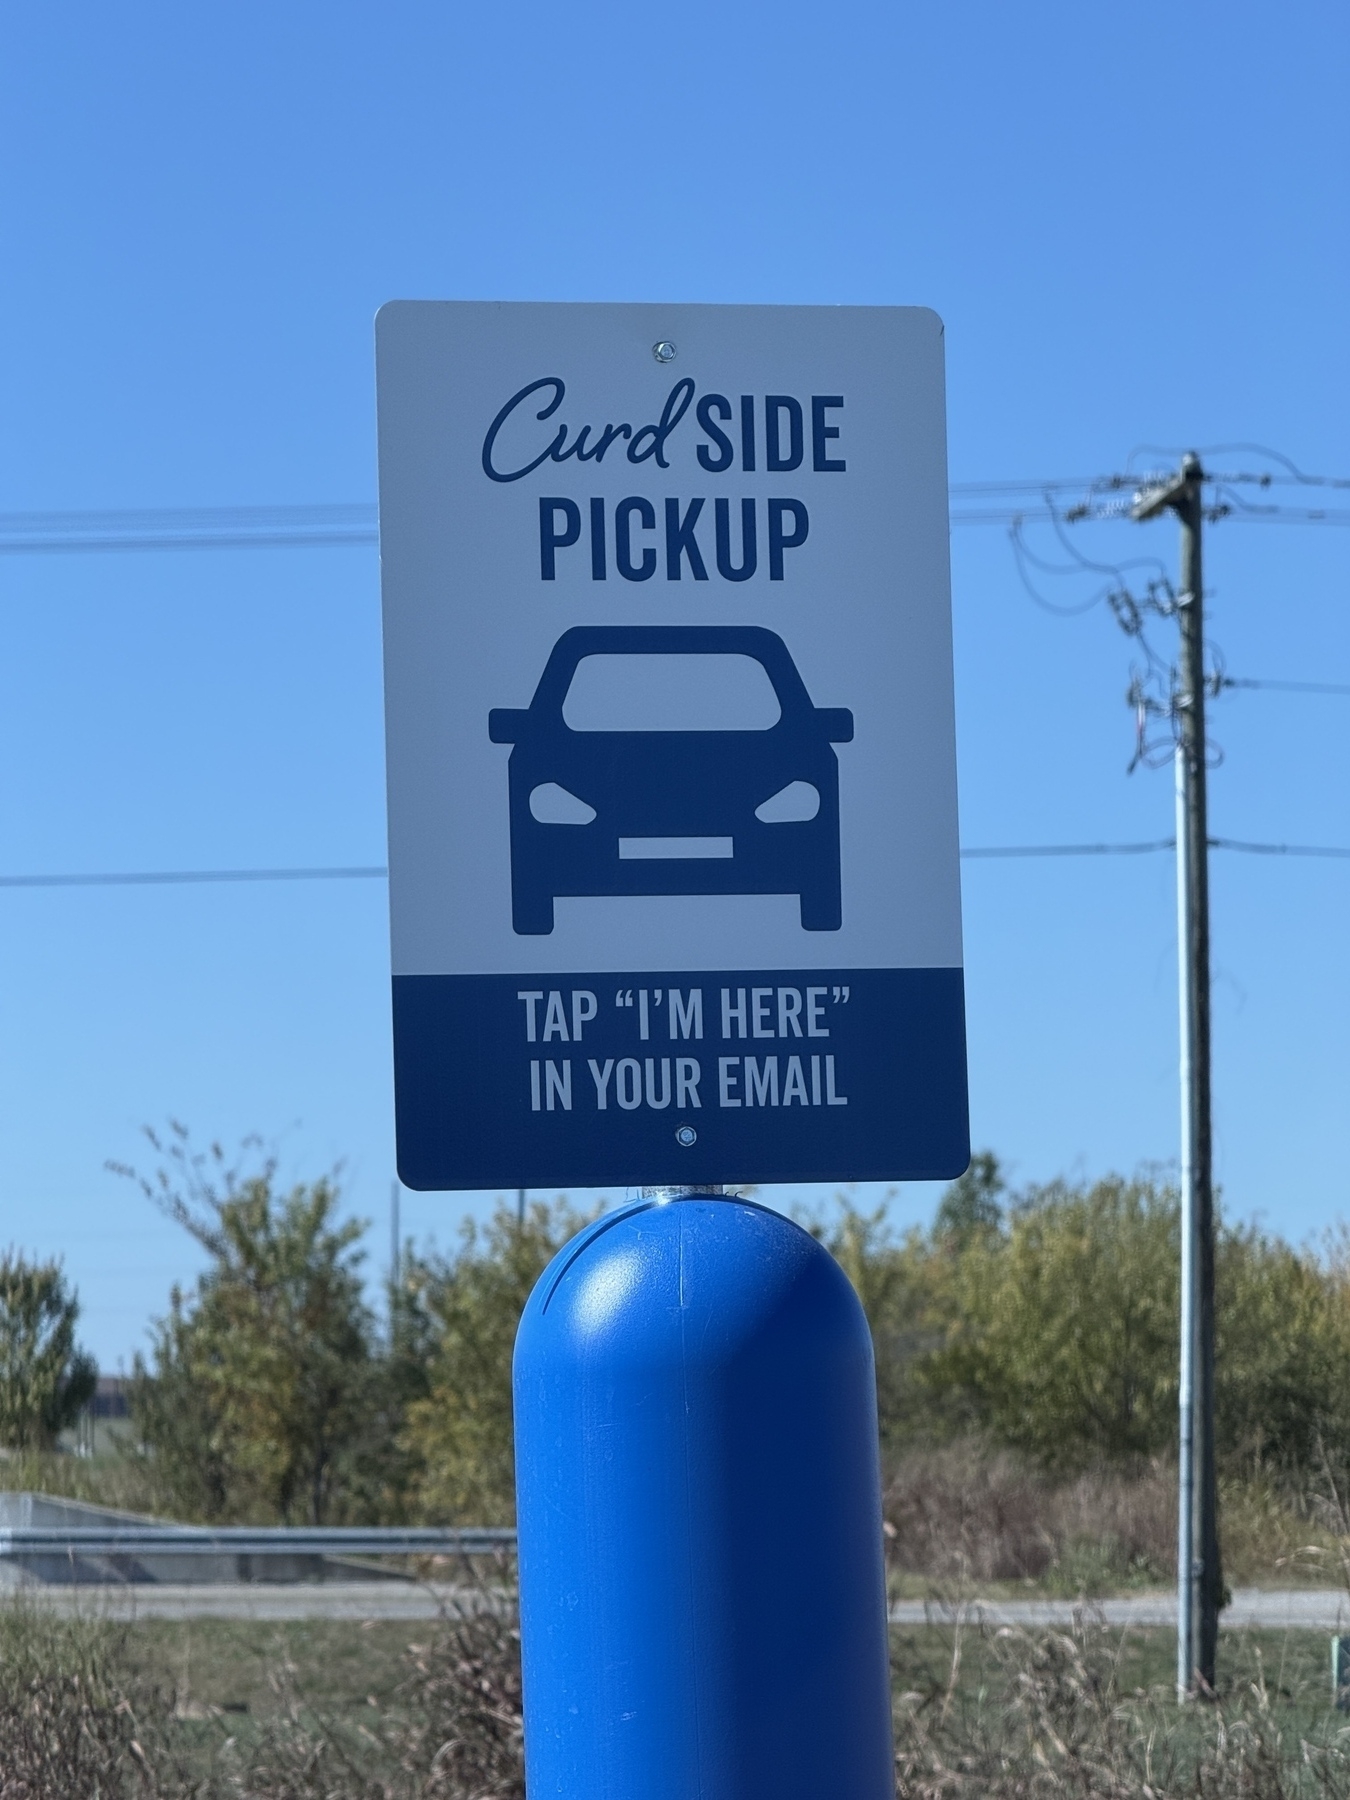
[[377, 301, 967, 1189]]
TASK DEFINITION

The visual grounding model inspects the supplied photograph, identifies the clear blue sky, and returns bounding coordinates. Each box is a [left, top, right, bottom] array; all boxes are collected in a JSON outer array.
[[1, 1, 1346, 1369]]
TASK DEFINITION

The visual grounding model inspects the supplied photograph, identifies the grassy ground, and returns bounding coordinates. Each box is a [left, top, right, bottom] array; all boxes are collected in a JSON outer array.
[[892, 1619, 1332, 1707], [112, 1616, 466, 1782], [888, 1617, 1350, 1799], [91, 1614, 1350, 1788], [114, 1614, 1340, 1719], [7, 1597, 1350, 1796], [117, 1615, 439, 1718], [0, 1592, 524, 1797]]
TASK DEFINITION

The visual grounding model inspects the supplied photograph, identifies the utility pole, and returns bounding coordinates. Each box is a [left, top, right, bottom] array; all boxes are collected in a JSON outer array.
[[517, 1188, 526, 1227], [1132, 453, 1222, 1696]]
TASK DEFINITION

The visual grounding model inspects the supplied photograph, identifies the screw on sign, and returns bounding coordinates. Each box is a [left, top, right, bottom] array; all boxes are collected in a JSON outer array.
[[376, 302, 967, 1796]]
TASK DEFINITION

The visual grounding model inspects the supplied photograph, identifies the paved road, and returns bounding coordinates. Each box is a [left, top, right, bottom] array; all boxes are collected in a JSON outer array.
[[10, 1582, 1350, 1628], [889, 1589, 1350, 1631], [10, 1581, 499, 1621]]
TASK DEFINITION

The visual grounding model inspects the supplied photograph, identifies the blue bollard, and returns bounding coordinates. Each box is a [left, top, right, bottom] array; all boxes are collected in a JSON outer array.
[[513, 1191, 894, 1799]]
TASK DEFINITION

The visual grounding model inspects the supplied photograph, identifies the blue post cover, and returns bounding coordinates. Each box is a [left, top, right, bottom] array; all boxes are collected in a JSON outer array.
[[513, 1194, 894, 1799]]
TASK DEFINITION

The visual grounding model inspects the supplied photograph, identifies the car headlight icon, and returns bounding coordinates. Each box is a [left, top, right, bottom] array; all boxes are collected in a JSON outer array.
[[530, 783, 597, 825], [754, 781, 820, 824]]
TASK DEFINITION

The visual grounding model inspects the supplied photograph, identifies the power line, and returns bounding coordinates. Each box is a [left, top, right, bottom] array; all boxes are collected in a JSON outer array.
[[0, 505, 378, 530], [2, 528, 383, 554], [957, 502, 1350, 528], [1128, 442, 1350, 491], [949, 477, 1130, 497], [965, 839, 1350, 860], [4, 473, 1349, 552], [0, 865, 389, 889], [0, 504, 379, 555], [960, 839, 1174, 858], [1207, 486, 1350, 526], [4, 841, 1348, 889], [1211, 838, 1350, 859], [1224, 676, 1350, 696]]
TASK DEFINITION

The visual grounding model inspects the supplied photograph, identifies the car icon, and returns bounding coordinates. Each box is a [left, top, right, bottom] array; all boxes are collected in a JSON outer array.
[[488, 625, 853, 935]]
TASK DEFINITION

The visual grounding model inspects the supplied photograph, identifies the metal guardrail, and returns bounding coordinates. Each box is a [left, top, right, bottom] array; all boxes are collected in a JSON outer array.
[[0, 1526, 516, 1558]]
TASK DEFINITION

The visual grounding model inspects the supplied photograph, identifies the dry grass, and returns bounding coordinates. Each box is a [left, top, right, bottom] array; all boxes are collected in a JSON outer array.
[[223, 1604, 524, 1800], [882, 1443, 1350, 1595], [884, 1444, 1178, 1593], [8, 1594, 1350, 1797], [0, 1585, 525, 1800], [894, 1609, 1350, 1799], [0, 1605, 152, 1800]]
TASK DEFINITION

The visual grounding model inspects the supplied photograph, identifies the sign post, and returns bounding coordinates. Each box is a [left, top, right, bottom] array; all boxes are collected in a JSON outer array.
[[377, 301, 968, 1798]]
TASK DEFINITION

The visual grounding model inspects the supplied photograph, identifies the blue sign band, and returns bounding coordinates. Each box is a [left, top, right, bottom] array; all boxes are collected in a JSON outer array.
[[392, 967, 968, 1189]]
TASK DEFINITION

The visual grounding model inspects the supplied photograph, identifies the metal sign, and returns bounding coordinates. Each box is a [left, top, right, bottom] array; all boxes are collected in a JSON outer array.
[[376, 301, 968, 1190]]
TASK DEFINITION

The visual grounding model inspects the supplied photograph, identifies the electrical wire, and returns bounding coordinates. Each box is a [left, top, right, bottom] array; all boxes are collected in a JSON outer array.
[[0, 866, 388, 888], [3, 842, 1348, 886], [949, 477, 1129, 497], [0, 504, 379, 555], [953, 506, 1066, 526], [1009, 515, 1111, 615], [1177, 444, 1350, 490], [1224, 677, 1350, 697], [1008, 497, 1175, 621], [1048, 503, 1171, 585], [1224, 508, 1350, 527], [2, 489, 1345, 546], [0, 505, 378, 529], [1208, 484, 1350, 527], [1211, 839, 1350, 859], [964, 840, 1350, 859], [0, 496, 1069, 546], [955, 501, 1350, 527], [960, 841, 1175, 858], [1, 528, 383, 554]]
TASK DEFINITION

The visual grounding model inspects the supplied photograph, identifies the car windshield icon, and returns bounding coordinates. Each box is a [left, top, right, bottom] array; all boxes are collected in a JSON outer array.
[[488, 625, 853, 935]]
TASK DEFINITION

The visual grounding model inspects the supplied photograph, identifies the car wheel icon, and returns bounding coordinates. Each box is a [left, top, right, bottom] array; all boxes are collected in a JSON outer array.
[[488, 625, 852, 935]]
